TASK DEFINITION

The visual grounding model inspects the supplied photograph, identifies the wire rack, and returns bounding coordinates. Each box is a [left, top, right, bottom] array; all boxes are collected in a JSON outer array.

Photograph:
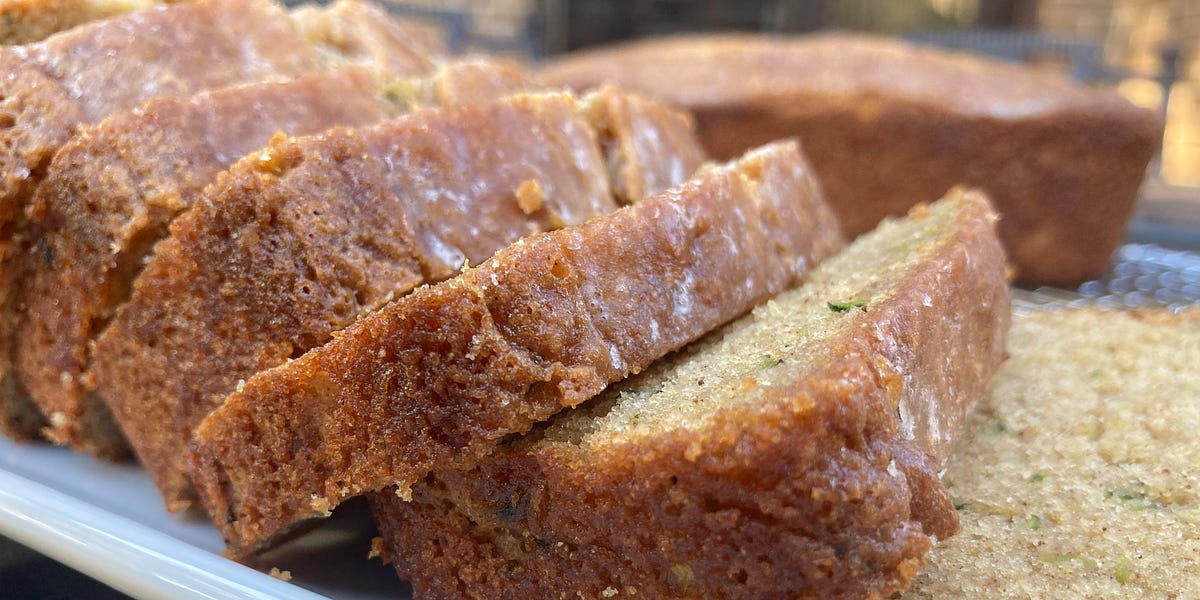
[[1014, 243, 1200, 313]]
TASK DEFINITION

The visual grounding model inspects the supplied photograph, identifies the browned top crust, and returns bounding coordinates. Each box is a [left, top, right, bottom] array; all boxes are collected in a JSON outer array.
[[188, 140, 842, 560], [370, 189, 1010, 600], [540, 32, 1139, 119], [17, 66, 390, 457], [361, 92, 615, 282], [89, 91, 621, 511], [24, 0, 316, 122], [538, 32, 1162, 288]]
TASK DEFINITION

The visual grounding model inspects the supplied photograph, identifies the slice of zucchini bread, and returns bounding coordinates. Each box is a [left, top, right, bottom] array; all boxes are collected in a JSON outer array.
[[368, 188, 1010, 599], [188, 140, 843, 560]]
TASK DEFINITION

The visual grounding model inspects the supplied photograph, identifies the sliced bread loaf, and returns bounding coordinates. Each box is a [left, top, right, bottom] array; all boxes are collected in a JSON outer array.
[[0, 0, 319, 441], [902, 308, 1200, 599], [91, 89, 704, 512], [16, 58, 537, 460], [17, 66, 397, 459], [368, 188, 1010, 599], [188, 140, 843, 560], [0, 0, 445, 442]]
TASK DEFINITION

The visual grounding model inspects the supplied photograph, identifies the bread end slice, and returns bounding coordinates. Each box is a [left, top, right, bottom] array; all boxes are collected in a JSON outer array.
[[370, 187, 1011, 599]]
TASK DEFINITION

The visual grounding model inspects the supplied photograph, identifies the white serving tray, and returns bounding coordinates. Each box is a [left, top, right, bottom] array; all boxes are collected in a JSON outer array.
[[0, 435, 410, 599]]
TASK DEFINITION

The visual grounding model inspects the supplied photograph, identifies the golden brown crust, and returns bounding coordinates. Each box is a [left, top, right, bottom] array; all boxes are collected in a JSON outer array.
[[540, 32, 1162, 287], [0, 0, 325, 448], [361, 93, 616, 281], [370, 190, 1010, 599], [29, 0, 318, 122], [91, 92, 625, 511], [90, 127, 425, 507], [0, 48, 86, 441], [15, 67, 388, 459], [188, 141, 842, 560]]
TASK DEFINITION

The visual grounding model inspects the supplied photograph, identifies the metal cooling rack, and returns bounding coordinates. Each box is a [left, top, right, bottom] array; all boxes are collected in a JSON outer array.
[[1014, 243, 1200, 312]]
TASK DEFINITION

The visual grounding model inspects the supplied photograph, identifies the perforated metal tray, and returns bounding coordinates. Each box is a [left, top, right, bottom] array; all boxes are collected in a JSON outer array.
[[1015, 243, 1200, 312]]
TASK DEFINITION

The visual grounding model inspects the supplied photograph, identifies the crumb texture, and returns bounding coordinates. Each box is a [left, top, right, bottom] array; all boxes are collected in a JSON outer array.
[[902, 308, 1200, 599]]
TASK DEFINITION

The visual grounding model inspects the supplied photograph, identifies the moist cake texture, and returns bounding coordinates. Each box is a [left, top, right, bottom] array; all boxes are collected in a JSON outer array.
[[370, 188, 1010, 599], [188, 140, 842, 559]]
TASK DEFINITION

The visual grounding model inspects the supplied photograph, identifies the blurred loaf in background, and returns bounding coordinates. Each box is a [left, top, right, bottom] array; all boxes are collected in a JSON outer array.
[[540, 32, 1164, 287]]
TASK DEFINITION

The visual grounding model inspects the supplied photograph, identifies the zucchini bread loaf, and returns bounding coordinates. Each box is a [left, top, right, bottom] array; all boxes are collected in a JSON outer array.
[[188, 140, 844, 560], [540, 32, 1162, 288], [92, 89, 705, 513], [369, 188, 1010, 599], [902, 308, 1200, 599]]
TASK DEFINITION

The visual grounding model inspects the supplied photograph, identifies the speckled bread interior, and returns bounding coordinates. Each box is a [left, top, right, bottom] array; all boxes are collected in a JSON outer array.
[[901, 308, 1200, 599]]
